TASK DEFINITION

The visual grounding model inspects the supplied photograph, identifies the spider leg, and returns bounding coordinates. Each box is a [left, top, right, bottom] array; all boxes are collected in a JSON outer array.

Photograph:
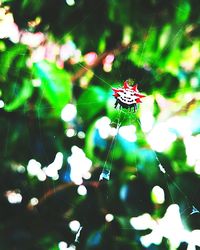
[[133, 103, 137, 112], [114, 100, 119, 109]]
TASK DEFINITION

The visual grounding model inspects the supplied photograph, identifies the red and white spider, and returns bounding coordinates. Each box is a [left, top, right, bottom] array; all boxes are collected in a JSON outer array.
[[112, 80, 145, 112]]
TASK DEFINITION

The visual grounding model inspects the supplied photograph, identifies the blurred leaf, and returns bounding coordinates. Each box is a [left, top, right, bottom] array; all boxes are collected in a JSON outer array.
[[77, 86, 107, 121], [106, 93, 120, 121], [4, 79, 33, 111], [0, 44, 28, 81], [85, 122, 96, 159], [33, 60, 72, 116], [0, 40, 6, 51], [180, 41, 200, 69], [136, 149, 158, 181], [98, 31, 109, 53], [164, 49, 182, 74], [175, 0, 191, 24], [21, 0, 43, 13], [158, 24, 171, 51], [168, 138, 188, 172], [128, 27, 159, 68], [156, 72, 179, 97], [117, 136, 137, 164]]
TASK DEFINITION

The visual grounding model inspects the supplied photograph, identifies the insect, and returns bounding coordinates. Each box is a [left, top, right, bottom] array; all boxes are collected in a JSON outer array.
[[112, 80, 145, 112]]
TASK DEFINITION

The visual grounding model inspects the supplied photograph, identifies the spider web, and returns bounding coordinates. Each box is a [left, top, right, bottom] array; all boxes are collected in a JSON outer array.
[[67, 8, 200, 247], [1, 1, 200, 249]]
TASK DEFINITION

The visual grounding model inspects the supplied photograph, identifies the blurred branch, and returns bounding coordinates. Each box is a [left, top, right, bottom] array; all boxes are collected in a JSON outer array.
[[27, 181, 100, 210], [71, 43, 131, 82]]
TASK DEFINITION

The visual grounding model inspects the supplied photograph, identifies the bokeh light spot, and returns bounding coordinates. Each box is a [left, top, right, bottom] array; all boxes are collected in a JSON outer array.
[[77, 185, 87, 196], [66, 0, 75, 6], [151, 185, 165, 204], [61, 104, 77, 122], [105, 213, 114, 222], [69, 220, 80, 232]]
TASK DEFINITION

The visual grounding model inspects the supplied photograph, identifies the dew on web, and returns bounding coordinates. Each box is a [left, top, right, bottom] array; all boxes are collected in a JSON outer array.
[[99, 169, 111, 181], [158, 163, 166, 174], [190, 206, 200, 215], [75, 226, 83, 243]]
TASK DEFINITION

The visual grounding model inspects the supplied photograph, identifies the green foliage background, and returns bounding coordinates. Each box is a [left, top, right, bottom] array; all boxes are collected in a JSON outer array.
[[0, 0, 200, 249]]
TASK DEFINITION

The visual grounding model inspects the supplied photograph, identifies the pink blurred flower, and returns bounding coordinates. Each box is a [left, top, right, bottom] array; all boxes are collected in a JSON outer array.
[[20, 31, 45, 48], [84, 52, 97, 66]]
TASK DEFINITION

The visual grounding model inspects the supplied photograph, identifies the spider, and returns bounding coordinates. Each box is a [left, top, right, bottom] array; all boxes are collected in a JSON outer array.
[[112, 80, 145, 112]]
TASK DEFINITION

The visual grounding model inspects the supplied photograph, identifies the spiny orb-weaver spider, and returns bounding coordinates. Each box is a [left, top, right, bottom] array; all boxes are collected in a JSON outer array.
[[112, 80, 145, 112]]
